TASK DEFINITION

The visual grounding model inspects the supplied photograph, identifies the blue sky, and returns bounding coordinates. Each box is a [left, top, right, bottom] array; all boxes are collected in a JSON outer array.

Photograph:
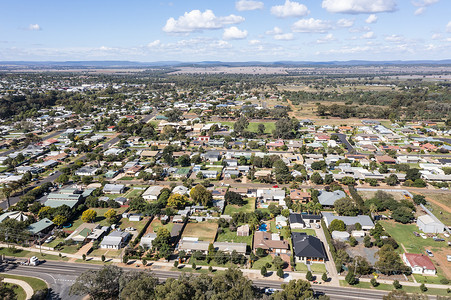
[[0, 0, 450, 61]]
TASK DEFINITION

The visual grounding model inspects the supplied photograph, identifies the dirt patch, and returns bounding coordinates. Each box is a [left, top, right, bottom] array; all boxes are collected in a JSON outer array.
[[430, 249, 451, 280], [424, 195, 451, 214]]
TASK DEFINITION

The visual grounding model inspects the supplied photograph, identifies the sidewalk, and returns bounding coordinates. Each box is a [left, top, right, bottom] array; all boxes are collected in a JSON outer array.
[[2, 277, 34, 299], [314, 225, 339, 286]]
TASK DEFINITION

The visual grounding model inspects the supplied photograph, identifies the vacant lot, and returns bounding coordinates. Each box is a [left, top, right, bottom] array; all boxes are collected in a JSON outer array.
[[68, 207, 128, 230], [421, 192, 451, 226], [215, 122, 275, 134], [148, 218, 174, 234], [359, 191, 406, 201], [182, 222, 218, 243], [224, 198, 255, 215]]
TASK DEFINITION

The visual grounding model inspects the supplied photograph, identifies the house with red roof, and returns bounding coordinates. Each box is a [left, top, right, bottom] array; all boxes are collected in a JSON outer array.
[[421, 143, 438, 152], [266, 140, 284, 150], [402, 253, 436, 275]]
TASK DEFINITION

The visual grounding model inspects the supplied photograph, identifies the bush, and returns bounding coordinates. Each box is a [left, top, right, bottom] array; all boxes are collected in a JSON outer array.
[[192, 262, 196, 270], [277, 268, 284, 278], [440, 278, 449, 285], [322, 273, 328, 282], [393, 280, 402, 289], [209, 266, 213, 272], [370, 278, 379, 287], [345, 271, 357, 285], [261, 266, 267, 276], [364, 236, 372, 248], [142, 259, 147, 266], [420, 283, 427, 292], [174, 261, 179, 268], [306, 271, 313, 281], [349, 236, 357, 247], [82, 254, 86, 261], [101, 255, 105, 262]]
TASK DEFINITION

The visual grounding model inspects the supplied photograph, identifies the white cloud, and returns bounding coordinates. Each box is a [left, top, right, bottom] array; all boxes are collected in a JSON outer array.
[[266, 27, 283, 35], [271, 0, 310, 18], [223, 26, 248, 40], [28, 24, 41, 31], [163, 10, 244, 33], [366, 14, 378, 23], [385, 34, 403, 42], [274, 33, 294, 40], [412, 0, 439, 15], [147, 40, 161, 47], [447, 21, 451, 33], [249, 39, 261, 45], [361, 31, 375, 39], [414, 7, 426, 15], [337, 19, 354, 27], [322, 0, 397, 14], [292, 18, 332, 33], [236, 0, 264, 11], [317, 33, 336, 43], [431, 33, 442, 40]]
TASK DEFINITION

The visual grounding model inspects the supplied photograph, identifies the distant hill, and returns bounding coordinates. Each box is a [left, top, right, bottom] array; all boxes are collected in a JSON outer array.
[[0, 60, 450, 68]]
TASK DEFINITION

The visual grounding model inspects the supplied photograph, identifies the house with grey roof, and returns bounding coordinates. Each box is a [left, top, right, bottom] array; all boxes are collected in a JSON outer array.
[[100, 230, 131, 249], [103, 184, 125, 194], [322, 212, 374, 230], [140, 233, 157, 249], [292, 232, 327, 264], [142, 186, 164, 201], [28, 218, 54, 235], [318, 190, 346, 207], [213, 242, 247, 254]]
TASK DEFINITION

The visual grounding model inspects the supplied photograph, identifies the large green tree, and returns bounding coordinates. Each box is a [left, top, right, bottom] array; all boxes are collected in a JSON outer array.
[[190, 184, 212, 207], [273, 279, 313, 300]]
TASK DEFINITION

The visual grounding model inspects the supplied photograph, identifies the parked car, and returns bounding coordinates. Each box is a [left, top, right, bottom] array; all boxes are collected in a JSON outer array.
[[45, 236, 55, 243], [272, 185, 279, 188], [413, 231, 420, 237], [447, 255, 451, 262], [420, 233, 427, 239], [425, 249, 433, 257]]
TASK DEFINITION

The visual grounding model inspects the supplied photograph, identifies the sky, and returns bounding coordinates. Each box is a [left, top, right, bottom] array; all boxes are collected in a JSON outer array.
[[0, 0, 450, 62]]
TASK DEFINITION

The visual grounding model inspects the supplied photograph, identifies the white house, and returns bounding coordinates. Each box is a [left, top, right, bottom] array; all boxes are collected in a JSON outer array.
[[142, 186, 164, 201], [402, 253, 436, 275], [417, 214, 445, 234]]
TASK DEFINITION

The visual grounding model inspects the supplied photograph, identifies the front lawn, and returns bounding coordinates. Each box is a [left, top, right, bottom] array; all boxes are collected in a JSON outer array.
[[292, 229, 316, 236], [0, 247, 69, 261], [89, 248, 122, 258], [119, 217, 150, 234], [340, 280, 450, 296], [252, 255, 275, 270], [149, 219, 174, 234], [1, 274, 48, 291]]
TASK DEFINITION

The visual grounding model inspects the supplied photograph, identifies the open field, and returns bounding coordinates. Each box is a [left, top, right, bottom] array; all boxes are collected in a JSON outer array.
[[223, 198, 255, 215], [181, 222, 218, 243], [421, 193, 451, 226], [148, 218, 174, 234], [359, 191, 407, 201], [67, 207, 128, 230], [215, 122, 275, 134]]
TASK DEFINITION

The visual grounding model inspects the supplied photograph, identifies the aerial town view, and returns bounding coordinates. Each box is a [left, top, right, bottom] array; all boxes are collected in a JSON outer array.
[[0, 1, 451, 300]]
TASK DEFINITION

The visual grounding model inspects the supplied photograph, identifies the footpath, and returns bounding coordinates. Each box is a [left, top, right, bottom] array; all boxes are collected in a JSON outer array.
[[2, 277, 34, 299]]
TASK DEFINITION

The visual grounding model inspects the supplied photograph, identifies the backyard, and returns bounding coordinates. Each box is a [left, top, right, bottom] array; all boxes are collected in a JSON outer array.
[[67, 207, 128, 231], [215, 227, 252, 246], [181, 221, 218, 243], [148, 218, 174, 234], [223, 197, 255, 215]]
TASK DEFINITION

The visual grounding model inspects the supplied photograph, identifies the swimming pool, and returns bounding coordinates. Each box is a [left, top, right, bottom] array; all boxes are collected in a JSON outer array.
[[259, 224, 267, 232]]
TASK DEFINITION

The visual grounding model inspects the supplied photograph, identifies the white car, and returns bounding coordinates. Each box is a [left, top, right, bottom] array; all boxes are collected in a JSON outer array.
[[447, 255, 451, 262], [420, 233, 427, 239], [425, 249, 433, 257], [45, 236, 55, 243]]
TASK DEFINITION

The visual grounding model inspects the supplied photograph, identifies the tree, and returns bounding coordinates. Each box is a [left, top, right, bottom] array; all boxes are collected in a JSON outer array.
[[174, 261, 179, 268], [104, 209, 117, 225], [70, 265, 123, 299], [354, 256, 372, 275], [376, 245, 409, 275], [52, 215, 68, 227], [322, 273, 328, 282], [233, 117, 249, 134], [420, 283, 427, 292], [152, 227, 171, 251], [120, 272, 158, 300], [334, 197, 359, 216], [349, 236, 357, 247], [273, 159, 293, 183], [341, 176, 356, 186], [310, 172, 323, 185], [190, 184, 212, 207], [406, 168, 421, 181], [329, 219, 346, 232], [306, 271, 313, 281], [225, 191, 244, 206], [277, 268, 284, 278], [392, 206, 413, 224], [370, 278, 379, 287], [257, 123, 265, 135], [364, 235, 372, 248], [101, 255, 105, 262], [385, 174, 398, 186], [261, 266, 267, 276], [177, 155, 191, 167], [324, 174, 334, 185], [81, 209, 97, 223], [192, 262, 196, 270], [393, 280, 402, 289], [345, 270, 357, 285], [55, 174, 69, 185], [0, 277, 16, 299], [413, 195, 426, 205], [1, 184, 12, 209], [167, 193, 188, 209], [273, 279, 313, 300]]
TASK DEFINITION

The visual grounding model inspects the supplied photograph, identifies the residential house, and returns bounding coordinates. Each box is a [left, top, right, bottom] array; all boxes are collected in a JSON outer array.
[[75, 166, 98, 176], [103, 184, 125, 194], [140, 233, 157, 249], [213, 242, 247, 254], [257, 188, 285, 203], [237, 224, 249, 237], [292, 232, 327, 264], [318, 190, 346, 207], [322, 212, 375, 230], [253, 231, 289, 253], [100, 230, 131, 249], [178, 239, 210, 254], [402, 253, 436, 275], [142, 186, 165, 201], [28, 218, 54, 235], [290, 189, 311, 203]]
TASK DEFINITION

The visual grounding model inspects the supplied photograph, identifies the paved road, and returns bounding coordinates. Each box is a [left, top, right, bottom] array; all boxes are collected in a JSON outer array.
[[331, 133, 356, 154], [0, 260, 393, 300]]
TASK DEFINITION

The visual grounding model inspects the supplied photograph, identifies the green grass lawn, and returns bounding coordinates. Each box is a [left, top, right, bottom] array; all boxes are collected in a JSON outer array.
[[294, 263, 326, 274], [90, 248, 122, 258], [252, 255, 275, 271], [292, 229, 316, 236], [424, 201, 451, 226], [215, 122, 275, 134], [7, 283, 26, 300], [182, 222, 218, 243], [215, 228, 252, 246], [340, 280, 450, 296], [1, 274, 48, 291], [125, 188, 143, 198], [119, 217, 150, 234], [413, 273, 449, 285], [224, 198, 255, 215], [0, 247, 69, 261], [149, 219, 174, 233], [68, 207, 128, 231], [379, 221, 449, 254]]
